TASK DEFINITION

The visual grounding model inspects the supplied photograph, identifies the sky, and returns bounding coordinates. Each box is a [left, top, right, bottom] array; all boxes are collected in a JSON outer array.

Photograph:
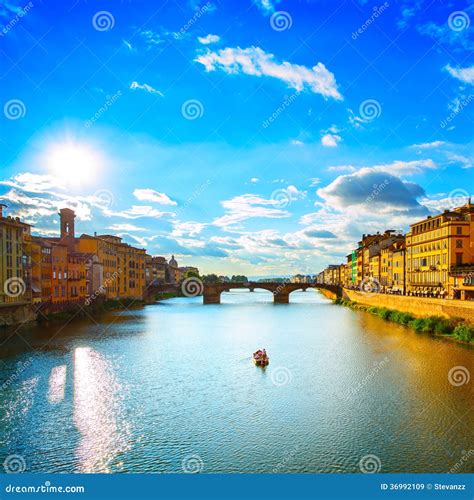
[[0, 0, 473, 276]]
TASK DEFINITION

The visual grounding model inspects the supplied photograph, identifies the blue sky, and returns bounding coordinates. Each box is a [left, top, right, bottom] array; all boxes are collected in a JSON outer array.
[[0, 0, 473, 275]]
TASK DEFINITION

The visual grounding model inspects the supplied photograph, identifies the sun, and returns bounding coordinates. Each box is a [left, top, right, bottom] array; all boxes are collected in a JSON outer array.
[[45, 141, 103, 186]]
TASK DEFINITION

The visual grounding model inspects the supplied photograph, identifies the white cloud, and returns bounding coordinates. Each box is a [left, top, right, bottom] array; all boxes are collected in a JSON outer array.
[[213, 194, 290, 230], [445, 152, 472, 169], [1, 173, 66, 192], [172, 221, 208, 237], [321, 133, 342, 147], [129, 81, 164, 97], [140, 29, 163, 47], [284, 185, 306, 201], [250, 177, 259, 183], [197, 34, 220, 45], [369, 159, 436, 175], [410, 140, 446, 149], [107, 223, 146, 232], [317, 170, 427, 215], [123, 39, 134, 51], [104, 205, 175, 220], [0, 188, 92, 223], [133, 188, 177, 205], [445, 64, 474, 85], [327, 165, 356, 173], [253, 0, 277, 13], [327, 159, 436, 176], [195, 46, 342, 100]]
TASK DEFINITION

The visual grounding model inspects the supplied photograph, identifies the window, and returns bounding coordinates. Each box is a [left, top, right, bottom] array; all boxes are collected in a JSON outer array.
[[456, 240, 463, 248], [456, 253, 463, 265], [456, 227, 462, 235]]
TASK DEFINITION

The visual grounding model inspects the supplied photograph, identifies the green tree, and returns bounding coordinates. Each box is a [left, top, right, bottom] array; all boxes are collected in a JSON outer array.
[[202, 274, 220, 283]]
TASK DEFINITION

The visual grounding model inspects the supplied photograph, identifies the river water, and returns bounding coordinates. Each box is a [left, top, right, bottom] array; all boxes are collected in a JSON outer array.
[[0, 290, 472, 473]]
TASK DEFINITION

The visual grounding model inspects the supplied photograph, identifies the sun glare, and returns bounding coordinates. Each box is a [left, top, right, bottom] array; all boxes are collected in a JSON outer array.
[[45, 142, 103, 186]]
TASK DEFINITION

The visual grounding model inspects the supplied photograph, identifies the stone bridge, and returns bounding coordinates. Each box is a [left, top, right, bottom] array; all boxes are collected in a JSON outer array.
[[203, 282, 341, 304], [144, 283, 180, 303]]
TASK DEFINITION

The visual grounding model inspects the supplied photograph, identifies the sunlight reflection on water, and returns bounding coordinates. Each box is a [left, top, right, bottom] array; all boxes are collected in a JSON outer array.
[[73, 347, 130, 473]]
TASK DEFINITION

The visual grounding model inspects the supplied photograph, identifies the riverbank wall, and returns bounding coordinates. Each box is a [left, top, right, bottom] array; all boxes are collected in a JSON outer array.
[[342, 288, 474, 324], [0, 303, 37, 328], [319, 288, 339, 301]]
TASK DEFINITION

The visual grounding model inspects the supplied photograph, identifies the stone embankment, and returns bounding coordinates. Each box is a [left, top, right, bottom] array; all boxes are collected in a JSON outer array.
[[342, 289, 474, 324]]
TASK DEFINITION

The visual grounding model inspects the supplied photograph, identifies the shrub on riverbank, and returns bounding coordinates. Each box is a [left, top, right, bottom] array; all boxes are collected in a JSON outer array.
[[333, 298, 473, 344], [452, 324, 474, 342]]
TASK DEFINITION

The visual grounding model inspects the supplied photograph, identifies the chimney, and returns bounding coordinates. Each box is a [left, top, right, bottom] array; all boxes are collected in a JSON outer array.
[[0, 203, 6, 218]]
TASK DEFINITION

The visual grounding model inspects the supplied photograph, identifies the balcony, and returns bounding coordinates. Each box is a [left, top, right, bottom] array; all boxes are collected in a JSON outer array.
[[450, 264, 474, 276]]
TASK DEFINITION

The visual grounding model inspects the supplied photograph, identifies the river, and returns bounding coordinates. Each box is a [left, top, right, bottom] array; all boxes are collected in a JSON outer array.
[[0, 290, 472, 473]]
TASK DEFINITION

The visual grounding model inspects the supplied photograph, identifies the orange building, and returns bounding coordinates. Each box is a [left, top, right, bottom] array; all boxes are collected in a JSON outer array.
[[51, 242, 68, 304]]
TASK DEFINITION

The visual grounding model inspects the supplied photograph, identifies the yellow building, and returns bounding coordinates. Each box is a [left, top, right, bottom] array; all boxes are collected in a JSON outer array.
[[369, 254, 381, 283], [77, 234, 120, 300], [0, 204, 31, 304], [387, 241, 406, 294], [406, 201, 474, 298], [116, 239, 146, 300], [23, 233, 43, 304]]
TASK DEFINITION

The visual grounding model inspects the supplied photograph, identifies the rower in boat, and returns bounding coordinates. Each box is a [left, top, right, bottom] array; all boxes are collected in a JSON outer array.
[[253, 348, 269, 366]]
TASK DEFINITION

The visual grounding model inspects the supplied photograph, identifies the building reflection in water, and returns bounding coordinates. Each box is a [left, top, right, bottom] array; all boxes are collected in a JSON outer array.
[[73, 347, 130, 473]]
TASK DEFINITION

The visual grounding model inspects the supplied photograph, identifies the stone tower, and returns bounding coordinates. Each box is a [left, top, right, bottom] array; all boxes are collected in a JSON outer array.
[[59, 208, 76, 251]]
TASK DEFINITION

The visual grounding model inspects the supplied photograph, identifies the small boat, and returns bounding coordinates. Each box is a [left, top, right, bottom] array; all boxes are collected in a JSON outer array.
[[253, 349, 269, 367]]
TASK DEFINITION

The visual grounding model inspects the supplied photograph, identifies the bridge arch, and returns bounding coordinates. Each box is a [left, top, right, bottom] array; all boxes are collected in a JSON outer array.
[[203, 282, 340, 304]]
